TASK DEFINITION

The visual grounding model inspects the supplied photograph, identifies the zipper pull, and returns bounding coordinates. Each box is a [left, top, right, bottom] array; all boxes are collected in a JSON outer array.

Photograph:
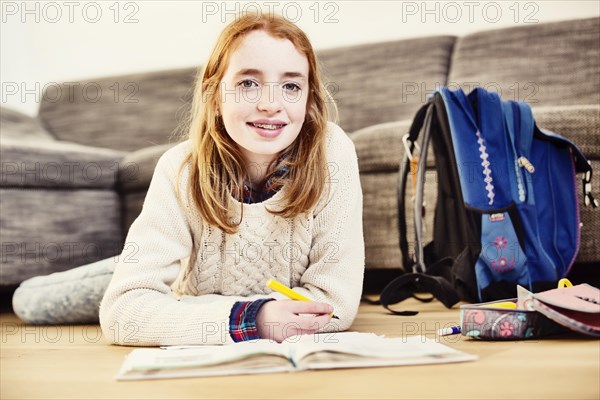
[[518, 156, 535, 173]]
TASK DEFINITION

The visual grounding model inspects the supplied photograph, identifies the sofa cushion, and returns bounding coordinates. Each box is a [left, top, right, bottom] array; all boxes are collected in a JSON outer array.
[[350, 120, 410, 173], [350, 120, 437, 173], [1, 139, 125, 189], [532, 105, 600, 159], [38, 67, 197, 152], [118, 143, 177, 192], [317, 36, 456, 133], [0, 107, 55, 142], [448, 17, 599, 106]]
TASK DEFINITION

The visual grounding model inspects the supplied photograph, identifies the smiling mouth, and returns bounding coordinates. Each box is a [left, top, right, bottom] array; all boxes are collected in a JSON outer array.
[[247, 122, 287, 130]]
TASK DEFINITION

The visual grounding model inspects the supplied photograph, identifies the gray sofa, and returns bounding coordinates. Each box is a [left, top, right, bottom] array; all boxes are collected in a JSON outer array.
[[2, 17, 598, 291]]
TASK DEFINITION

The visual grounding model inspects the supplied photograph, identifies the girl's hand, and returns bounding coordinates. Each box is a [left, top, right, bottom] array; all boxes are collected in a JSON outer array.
[[256, 300, 333, 342]]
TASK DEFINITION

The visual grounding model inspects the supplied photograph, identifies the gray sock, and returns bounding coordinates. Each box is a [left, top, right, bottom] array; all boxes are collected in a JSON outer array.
[[12, 257, 117, 324]]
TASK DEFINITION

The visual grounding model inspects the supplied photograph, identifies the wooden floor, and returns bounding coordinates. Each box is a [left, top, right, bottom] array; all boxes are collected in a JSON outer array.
[[1, 298, 599, 399]]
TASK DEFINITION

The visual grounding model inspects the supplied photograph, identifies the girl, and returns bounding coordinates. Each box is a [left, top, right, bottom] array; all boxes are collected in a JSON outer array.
[[16, 12, 365, 346]]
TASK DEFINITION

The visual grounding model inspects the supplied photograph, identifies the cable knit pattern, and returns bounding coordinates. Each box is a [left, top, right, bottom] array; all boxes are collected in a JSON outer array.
[[99, 122, 365, 346]]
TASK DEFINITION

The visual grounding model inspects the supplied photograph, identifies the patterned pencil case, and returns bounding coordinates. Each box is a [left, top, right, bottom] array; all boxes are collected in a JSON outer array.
[[460, 299, 567, 340]]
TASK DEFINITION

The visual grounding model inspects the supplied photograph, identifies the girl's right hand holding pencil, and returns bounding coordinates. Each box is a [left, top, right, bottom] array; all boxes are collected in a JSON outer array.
[[256, 300, 333, 342]]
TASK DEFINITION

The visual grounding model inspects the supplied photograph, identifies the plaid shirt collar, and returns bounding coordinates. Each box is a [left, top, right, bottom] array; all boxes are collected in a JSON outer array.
[[234, 161, 289, 204]]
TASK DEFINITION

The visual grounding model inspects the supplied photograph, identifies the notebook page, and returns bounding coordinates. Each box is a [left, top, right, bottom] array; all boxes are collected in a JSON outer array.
[[122, 339, 291, 372], [289, 332, 471, 362]]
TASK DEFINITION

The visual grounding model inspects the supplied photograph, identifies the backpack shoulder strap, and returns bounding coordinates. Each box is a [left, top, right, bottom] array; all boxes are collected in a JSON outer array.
[[385, 91, 463, 315], [379, 258, 460, 315], [398, 102, 433, 270]]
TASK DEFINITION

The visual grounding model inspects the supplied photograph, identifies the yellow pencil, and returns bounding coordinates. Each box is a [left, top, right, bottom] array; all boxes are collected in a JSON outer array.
[[266, 279, 339, 319]]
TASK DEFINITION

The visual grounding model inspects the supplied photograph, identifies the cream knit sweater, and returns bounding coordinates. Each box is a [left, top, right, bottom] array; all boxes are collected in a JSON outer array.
[[99, 122, 364, 346]]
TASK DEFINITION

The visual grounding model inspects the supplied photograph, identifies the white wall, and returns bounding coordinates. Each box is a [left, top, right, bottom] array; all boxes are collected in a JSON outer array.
[[1, 0, 599, 116]]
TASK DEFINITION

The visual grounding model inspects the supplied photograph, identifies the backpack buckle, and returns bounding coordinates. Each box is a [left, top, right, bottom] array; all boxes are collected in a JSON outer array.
[[402, 134, 420, 161], [583, 165, 599, 208]]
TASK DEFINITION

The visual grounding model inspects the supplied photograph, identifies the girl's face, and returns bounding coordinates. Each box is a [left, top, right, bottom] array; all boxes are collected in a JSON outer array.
[[219, 30, 309, 172]]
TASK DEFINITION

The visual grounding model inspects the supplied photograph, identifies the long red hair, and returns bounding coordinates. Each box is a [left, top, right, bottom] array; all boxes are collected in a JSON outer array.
[[179, 13, 335, 234]]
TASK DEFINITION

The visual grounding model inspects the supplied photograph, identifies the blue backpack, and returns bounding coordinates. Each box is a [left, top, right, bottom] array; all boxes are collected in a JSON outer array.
[[379, 87, 597, 315]]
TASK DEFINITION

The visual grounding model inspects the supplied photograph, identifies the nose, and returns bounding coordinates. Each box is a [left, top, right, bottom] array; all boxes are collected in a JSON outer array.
[[257, 83, 282, 113]]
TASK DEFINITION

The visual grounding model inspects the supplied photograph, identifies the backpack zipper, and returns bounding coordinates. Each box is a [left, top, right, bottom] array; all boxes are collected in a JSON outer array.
[[518, 156, 535, 173]]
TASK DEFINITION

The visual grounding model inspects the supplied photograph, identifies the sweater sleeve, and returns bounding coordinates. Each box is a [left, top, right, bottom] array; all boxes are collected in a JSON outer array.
[[100, 145, 243, 346], [289, 123, 365, 331]]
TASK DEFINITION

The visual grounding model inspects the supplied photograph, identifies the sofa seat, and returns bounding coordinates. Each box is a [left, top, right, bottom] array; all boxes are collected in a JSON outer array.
[[0, 109, 125, 286]]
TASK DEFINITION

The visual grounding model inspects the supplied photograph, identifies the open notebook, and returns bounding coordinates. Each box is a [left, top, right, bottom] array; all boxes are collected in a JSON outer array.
[[116, 332, 477, 380]]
